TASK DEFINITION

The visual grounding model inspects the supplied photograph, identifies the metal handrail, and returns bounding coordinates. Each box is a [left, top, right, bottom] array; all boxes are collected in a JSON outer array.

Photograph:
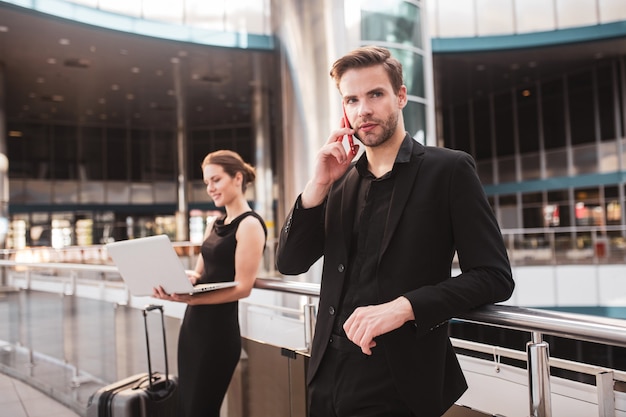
[[6, 262, 626, 417], [6, 263, 626, 350]]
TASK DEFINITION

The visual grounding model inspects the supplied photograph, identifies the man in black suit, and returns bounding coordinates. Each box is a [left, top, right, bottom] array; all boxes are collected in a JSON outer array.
[[276, 46, 514, 417]]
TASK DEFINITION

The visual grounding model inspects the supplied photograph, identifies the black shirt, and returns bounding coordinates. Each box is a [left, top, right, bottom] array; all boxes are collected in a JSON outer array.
[[332, 135, 414, 336]]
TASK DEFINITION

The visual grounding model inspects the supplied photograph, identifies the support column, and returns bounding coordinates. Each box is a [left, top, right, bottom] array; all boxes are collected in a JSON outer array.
[[251, 54, 276, 272], [172, 57, 188, 241]]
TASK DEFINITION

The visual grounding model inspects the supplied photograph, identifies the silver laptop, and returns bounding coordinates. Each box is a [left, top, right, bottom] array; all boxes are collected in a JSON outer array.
[[105, 234, 237, 296]]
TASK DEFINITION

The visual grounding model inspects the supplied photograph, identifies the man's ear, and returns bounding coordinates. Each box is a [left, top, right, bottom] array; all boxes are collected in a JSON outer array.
[[397, 85, 408, 108]]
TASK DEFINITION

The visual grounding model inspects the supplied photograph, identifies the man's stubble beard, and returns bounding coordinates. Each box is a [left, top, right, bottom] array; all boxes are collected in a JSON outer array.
[[357, 110, 399, 148]]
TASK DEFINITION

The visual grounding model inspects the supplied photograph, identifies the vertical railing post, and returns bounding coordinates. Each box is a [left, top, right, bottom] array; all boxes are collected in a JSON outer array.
[[596, 371, 615, 417], [303, 300, 317, 352], [527, 332, 552, 417]]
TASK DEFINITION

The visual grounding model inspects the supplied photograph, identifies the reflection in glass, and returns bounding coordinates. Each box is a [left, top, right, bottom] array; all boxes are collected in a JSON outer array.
[[389, 47, 424, 98], [361, 0, 422, 48], [403, 101, 426, 143]]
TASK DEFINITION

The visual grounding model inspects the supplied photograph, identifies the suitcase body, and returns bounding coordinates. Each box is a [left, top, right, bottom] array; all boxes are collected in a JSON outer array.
[[86, 305, 179, 417]]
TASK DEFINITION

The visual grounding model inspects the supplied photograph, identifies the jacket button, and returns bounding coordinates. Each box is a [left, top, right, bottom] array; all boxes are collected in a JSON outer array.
[[337, 264, 345, 272], [329, 306, 335, 315]]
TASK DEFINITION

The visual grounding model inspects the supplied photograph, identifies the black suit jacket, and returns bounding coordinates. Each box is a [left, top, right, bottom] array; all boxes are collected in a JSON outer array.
[[276, 135, 514, 416]]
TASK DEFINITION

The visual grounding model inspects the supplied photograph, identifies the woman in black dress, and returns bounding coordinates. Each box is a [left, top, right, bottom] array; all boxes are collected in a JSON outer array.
[[153, 150, 267, 417]]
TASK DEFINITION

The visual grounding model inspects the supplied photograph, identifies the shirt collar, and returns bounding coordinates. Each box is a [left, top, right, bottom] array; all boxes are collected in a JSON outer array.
[[355, 133, 414, 178]]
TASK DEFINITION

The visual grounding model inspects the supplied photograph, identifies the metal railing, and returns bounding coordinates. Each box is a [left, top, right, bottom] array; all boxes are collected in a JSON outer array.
[[2, 256, 626, 416]]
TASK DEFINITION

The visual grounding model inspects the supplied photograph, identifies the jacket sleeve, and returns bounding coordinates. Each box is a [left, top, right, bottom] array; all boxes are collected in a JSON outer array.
[[405, 151, 514, 332], [275, 195, 326, 275]]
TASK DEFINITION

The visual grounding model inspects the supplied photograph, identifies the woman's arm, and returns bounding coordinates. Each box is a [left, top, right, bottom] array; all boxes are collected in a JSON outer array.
[[155, 215, 266, 305]]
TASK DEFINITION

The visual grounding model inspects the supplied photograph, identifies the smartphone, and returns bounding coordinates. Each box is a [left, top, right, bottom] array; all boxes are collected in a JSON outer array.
[[342, 103, 356, 154]]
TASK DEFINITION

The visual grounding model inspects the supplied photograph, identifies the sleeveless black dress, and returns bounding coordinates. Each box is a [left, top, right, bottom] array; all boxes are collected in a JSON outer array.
[[177, 211, 266, 417]]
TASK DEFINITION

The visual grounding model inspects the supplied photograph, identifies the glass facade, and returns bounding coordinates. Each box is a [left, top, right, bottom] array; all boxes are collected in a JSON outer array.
[[440, 58, 626, 262], [430, 0, 626, 37], [360, 0, 429, 141]]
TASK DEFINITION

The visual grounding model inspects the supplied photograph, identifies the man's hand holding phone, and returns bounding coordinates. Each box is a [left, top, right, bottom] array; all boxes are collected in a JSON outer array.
[[300, 107, 359, 208]]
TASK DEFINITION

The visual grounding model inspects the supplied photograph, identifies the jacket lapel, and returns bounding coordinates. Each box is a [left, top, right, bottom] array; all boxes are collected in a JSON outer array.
[[378, 141, 425, 261]]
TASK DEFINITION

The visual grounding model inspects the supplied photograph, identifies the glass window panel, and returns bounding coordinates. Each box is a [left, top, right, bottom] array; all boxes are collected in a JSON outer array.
[[81, 127, 104, 180], [515, 0, 556, 33], [436, 0, 475, 37], [598, 141, 618, 173], [572, 143, 598, 175], [599, 0, 626, 23], [497, 156, 516, 183], [190, 129, 212, 180], [99, 0, 141, 17], [403, 101, 426, 143], [498, 193, 519, 229], [542, 78, 566, 150], [80, 181, 105, 204], [53, 126, 78, 180], [361, 1, 422, 48], [190, 181, 209, 204], [233, 127, 253, 165], [130, 183, 153, 204], [224, 1, 267, 34], [556, 0, 598, 28], [597, 64, 616, 141], [67, 0, 98, 6], [523, 206, 544, 229], [545, 149, 568, 177], [154, 130, 175, 180], [473, 98, 491, 159], [574, 186, 602, 226], [388, 48, 424, 98], [521, 152, 541, 180], [475, 0, 514, 36], [517, 85, 540, 153], [568, 71, 595, 145], [494, 91, 514, 156], [106, 181, 130, 204], [185, 0, 226, 31], [7, 123, 30, 179], [130, 129, 150, 181], [142, 0, 183, 24], [452, 103, 471, 153], [106, 128, 128, 180], [548, 190, 569, 204], [23, 180, 52, 204], [154, 182, 176, 204], [9, 179, 25, 204], [53, 181, 79, 204], [442, 106, 453, 148], [522, 192, 543, 204], [476, 160, 493, 185], [214, 128, 234, 151], [605, 186, 621, 225]]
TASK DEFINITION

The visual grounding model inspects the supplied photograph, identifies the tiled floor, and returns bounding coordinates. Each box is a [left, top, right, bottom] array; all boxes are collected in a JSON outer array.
[[0, 372, 80, 417]]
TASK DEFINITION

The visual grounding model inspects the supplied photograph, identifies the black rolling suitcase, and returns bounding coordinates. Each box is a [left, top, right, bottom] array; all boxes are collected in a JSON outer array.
[[86, 304, 179, 417]]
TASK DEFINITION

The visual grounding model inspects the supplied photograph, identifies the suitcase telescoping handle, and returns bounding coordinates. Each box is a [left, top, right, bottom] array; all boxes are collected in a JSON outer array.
[[142, 304, 169, 390]]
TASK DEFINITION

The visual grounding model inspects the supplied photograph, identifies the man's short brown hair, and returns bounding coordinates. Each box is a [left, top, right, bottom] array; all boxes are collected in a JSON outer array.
[[330, 46, 404, 95]]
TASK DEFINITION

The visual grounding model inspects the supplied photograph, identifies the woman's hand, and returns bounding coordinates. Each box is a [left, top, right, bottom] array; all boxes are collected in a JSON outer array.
[[186, 270, 201, 285], [152, 286, 194, 304]]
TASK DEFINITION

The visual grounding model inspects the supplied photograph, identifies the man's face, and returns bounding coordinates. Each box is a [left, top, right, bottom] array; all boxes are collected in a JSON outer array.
[[339, 65, 406, 148]]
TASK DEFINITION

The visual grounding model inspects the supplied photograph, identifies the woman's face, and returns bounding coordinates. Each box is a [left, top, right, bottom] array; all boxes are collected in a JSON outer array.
[[203, 164, 242, 207]]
